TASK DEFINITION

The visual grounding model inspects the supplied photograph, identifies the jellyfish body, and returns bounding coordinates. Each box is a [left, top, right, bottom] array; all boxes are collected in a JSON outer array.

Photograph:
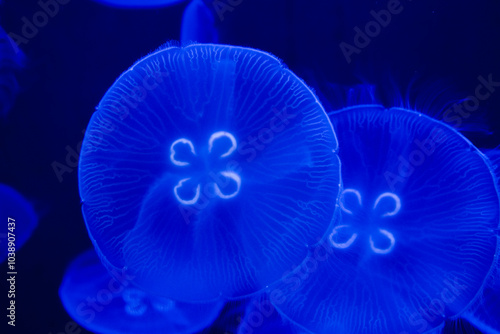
[[89, 0, 188, 8], [0, 184, 38, 262], [59, 248, 225, 334], [79, 43, 341, 302], [0, 25, 25, 116], [235, 296, 306, 334], [181, 0, 218, 45], [271, 105, 500, 334]]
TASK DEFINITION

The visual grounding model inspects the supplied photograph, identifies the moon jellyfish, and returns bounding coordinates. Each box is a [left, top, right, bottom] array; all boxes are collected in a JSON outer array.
[[89, 0, 188, 8], [0, 184, 38, 262], [0, 25, 25, 116], [79, 43, 340, 302], [59, 248, 225, 334], [181, 0, 218, 45], [272, 105, 499, 334]]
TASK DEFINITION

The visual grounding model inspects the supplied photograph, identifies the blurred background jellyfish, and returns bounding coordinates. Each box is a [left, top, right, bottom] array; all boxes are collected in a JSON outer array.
[[0, 25, 25, 117], [88, 0, 189, 9], [78, 43, 341, 302], [271, 105, 500, 334], [180, 0, 218, 45], [463, 267, 500, 334], [59, 248, 225, 334], [0, 183, 38, 262]]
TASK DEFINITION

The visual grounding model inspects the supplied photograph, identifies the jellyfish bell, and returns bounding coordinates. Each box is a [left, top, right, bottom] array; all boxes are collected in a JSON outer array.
[[0, 184, 38, 262], [0, 25, 26, 117], [79, 43, 341, 302], [271, 105, 500, 334], [59, 248, 225, 334]]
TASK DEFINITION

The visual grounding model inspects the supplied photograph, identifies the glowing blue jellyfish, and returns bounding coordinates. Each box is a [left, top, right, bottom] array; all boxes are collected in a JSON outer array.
[[89, 0, 188, 8], [181, 0, 218, 45], [0, 184, 38, 262], [271, 105, 500, 334], [59, 248, 225, 333], [0, 25, 25, 116], [79, 43, 340, 302]]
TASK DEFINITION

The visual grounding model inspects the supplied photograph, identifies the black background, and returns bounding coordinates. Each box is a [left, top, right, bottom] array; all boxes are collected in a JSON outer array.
[[0, 0, 499, 333]]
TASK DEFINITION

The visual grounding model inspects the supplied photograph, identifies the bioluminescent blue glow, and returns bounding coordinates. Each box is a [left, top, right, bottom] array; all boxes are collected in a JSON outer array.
[[0, 25, 25, 116], [271, 105, 500, 334], [181, 0, 218, 45], [78, 43, 341, 302], [89, 0, 188, 8], [330, 189, 399, 254], [59, 249, 225, 334], [0, 184, 38, 262]]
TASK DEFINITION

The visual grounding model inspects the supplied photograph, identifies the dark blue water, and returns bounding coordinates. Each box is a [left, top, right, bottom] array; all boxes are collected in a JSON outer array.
[[0, 0, 498, 333]]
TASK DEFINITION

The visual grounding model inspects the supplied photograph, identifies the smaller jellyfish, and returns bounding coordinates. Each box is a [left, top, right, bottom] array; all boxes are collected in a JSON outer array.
[[59, 248, 225, 334], [0, 184, 38, 262], [0, 25, 25, 116], [271, 105, 500, 334], [181, 0, 218, 45], [89, 0, 188, 9]]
